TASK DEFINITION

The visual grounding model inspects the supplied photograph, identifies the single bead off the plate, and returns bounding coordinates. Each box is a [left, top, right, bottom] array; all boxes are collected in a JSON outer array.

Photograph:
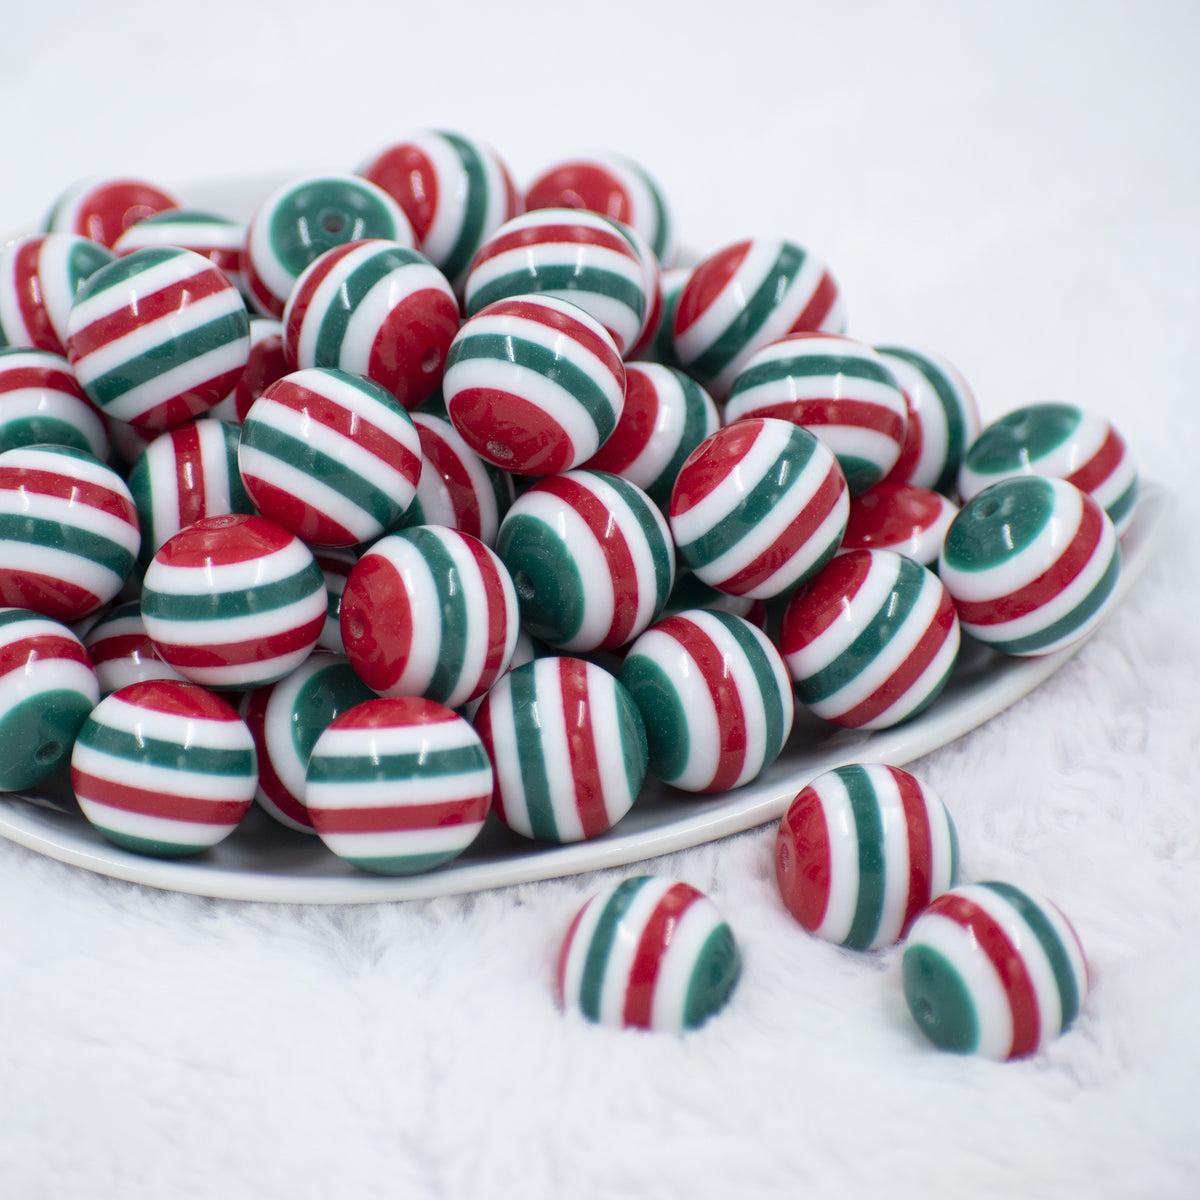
[[841, 482, 958, 569], [620, 608, 793, 793], [556, 875, 741, 1032], [0, 347, 109, 459], [938, 476, 1121, 656], [70, 678, 257, 857], [306, 696, 493, 875], [0, 606, 100, 791], [779, 548, 960, 730], [775, 763, 959, 950], [902, 881, 1089, 1060]]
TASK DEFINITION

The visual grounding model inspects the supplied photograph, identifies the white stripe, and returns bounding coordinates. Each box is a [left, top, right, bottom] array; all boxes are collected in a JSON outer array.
[[559, 891, 607, 1013], [872, 768, 916, 948], [144, 590, 325, 650], [145, 537, 314, 594], [531, 660, 583, 842], [72, 742, 254, 800], [708, 613, 769, 789], [812, 772, 861, 944], [371, 537, 443, 696], [651, 893, 727, 1031], [863, 620, 960, 730], [307, 766, 492, 809], [76, 798, 240, 848], [0, 656, 97, 713], [0, 540, 122, 602], [597, 877, 674, 1027], [92, 693, 252, 749], [314, 711, 478, 759], [479, 674, 532, 838], [67, 250, 216, 329], [589, 664, 639, 828], [317, 820, 486, 862]]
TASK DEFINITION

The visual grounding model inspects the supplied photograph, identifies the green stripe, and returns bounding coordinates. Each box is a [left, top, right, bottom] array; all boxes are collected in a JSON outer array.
[[0, 691, 94, 790], [495, 513, 585, 647], [941, 478, 1056, 572], [73, 247, 182, 303], [402, 528, 471, 704], [267, 179, 400, 273], [619, 653, 688, 783], [902, 942, 979, 1053], [684, 241, 806, 384], [841, 765, 887, 950], [79, 721, 253, 775], [0, 513, 134, 576], [946, 804, 961, 886], [633, 161, 671, 265], [799, 557, 927, 705], [836, 453, 884, 496], [439, 131, 491, 286], [65, 239, 116, 289], [602, 472, 674, 603], [966, 404, 1082, 475], [1105, 476, 1137, 529], [711, 611, 787, 764], [346, 849, 465, 876], [643, 372, 715, 508], [290, 662, 374, 764], [730, 351, 896, 398], [505, 663, 558, 840], [133, 209, 238, 231], [0, 416, 95, 455], [0, 607, 39, 630], [140, 562, 321, 622], [466, 264, 644, 327], [219, 420, 253, 512], [981, 881, 1082, 1031], [682, 922, 741, 1028], [614, 678, 649, 795], [92, 827, 212, 857], [308, 740, 486, 785], [578, 876, 649, 1020]]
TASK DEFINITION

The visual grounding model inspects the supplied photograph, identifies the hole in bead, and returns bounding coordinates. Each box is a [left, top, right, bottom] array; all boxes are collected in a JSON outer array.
[[320, 210, 346, 234], [976, 496, 1002, 519], [514, 571, 535, 602], [487, 441, 514, 463], [421, 348, 441, 374], [913, 997, 935, 1026], [35, 741, 62, 766], [345, 612, 366, 641]]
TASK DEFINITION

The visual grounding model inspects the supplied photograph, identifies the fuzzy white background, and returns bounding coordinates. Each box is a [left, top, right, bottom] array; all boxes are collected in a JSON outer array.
[[1, 2, 1197, 1197]]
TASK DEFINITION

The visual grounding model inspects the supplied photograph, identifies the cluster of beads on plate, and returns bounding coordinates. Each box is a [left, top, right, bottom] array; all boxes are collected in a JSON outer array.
[[0, 148, 1136, 1052]]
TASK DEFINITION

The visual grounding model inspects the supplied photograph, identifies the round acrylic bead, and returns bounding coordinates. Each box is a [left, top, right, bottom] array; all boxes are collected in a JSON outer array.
[[875, 345, 980, 496], [619, 608, 793, 793], [495, 470, 675, 653], [0, 607, 100, 791], [66, 246, 251, 430], [780, 548, 960, 729], [957, 402, 1138, 535], [902, 880, 1089, 1060], [672, 238, 846, 400], [82, 600, 185, 696], [724, 332, 908, 495], [43, 176, 182, 249], [463, 208, 648, 357], [643, 265, 689, 368], [556, 875, 741, 1032], [473, 656, 648, 843], [526, 152, 676, 268], [938, 476, 1121, 656], [339, 526, 519, 710], [661, 568, 768, 629], [238, 367, 422, 547], [282, 239, 460, 411], [240, 650, 375, 833], [669, 417, 849, 600], [581, 363, 720, 510], [842, 483, 958, 569], [243, 174, 415, 318], [775, 763, 959, 950], [140, 514, 327, 690], [128, 418, 253, 568], [207, 317, 288, 425], [312, 546, 357, 654], [442, 294, 625, 475], [617, 220, 665, 362], [112, 207, 246, 293], [0, 233, 115, 355], [0, 445, 139, 621], [306, 696, 493, 875], [358, 129, 521, 296], [70, 679, 256, 856], [0, 347, 109, 458]]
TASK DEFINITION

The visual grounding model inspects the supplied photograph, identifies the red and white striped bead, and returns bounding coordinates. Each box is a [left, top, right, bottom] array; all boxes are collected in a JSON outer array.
[[207, 317, 288, 425], [43, 176, 182, 249], [112, 207, 246, 292], [0, 347, 109, 459], [842, 483, 958, 569], [82, 600, 185, 696], [312, 546, 358, 654]]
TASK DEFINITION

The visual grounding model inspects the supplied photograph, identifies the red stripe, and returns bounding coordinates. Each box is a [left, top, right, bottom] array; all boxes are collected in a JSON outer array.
[[656, 615, 747, 792], [156, 616, 324, 668], [13, 238, 60, 351], [310, 793, 489, 834], [559, 658, 610, 838], [534, 474, 639, 648], [775, 785, 832, 931], [129, 387, 233, 430], [954, 498, 1104, 627], [0, 572, 99, 621], [71, 181, 179, 249], [240, 474, 358, 547], [0, 462, 136, 522], [447, 386, 575, 476], [891, 766, 935, 937], [525, 163, 632, 225], [360, 143, 439, 243], [835, 584, 957, 727], [327, 695, 460, 731], [1065, 425, 1125, 497], [556, 898, 592, 1009], [931, 892, 1040, 1058], [365, 286, 460, 410], [789, 269, 841, 332], [244, 260, 285, 318], [340, 551, 411, 691], [470, 220, 636, 272], [233, 326, 287, 421], [623, 882, 703, 1028], [111, 678, 241, 719], [170, 421, 206, 530], [0, 362, 90, 400], [415, 415, 484, 540], [476, 295, 624, 381], [71, 769, 251, 825], [240, 684, 314, 829], [84, 630, 153, 665], [673, 241, 751, 338], [461, 534, 513, 689], [155, 513, 295, 567], [584, 365, 658, 474], [881, 392, 922, 486], [669, 418, 762, 517], [470, 697, 507, 823], [283, 242, 363, 365], [0, 633, 91, 678], [748, 397, 906, 444], [780, 550, 872, 656], [844, 483, 946, 549]]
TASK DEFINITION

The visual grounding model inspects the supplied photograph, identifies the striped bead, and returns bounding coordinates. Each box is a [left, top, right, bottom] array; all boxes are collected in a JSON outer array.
[[902, 881, 1089, 1060], [238, 368, 422, 547], [0, 606, 99, 790], [661, 569, 767, 629], [282, 239, 460, 411], [725, 332, 908, 495], [0, 445, 140, 621], [82, 600, 184, 696], [939, 476, 1120, 656], [66, 246, 251, 430], [672, 238, 846, 400], [556, 875, 741, 1032], [775, 764, 959, 950], [112, 207, 246, 295], [496, 470, 675, 653], [306, 696, 493, 875], [140, 513, 327, 690], [842, 483, 958, 569], [618, 219, 665, 362], [875, 345, 980, 496], [208, 317, 288, 425], [958, 403, 1138, 535], [642, 265, 689, 368], [620, 608, 793, 792], [443, 294, 625, 475], [780, 549, 960, 729], [339, 526, 519, 710], [472, 656, 648, 843], [70, 679, 257, 856], [582, 363, 720, 510], [43, 176, 182, 249], [669, 417, 848, 599], [0, 347, 109, 458], [243, 174, 415, 318], [0, 233, 115, 355], [241, 651, 374, 833], [464, 208, 647, 357], [128, 418, 253, 567], [358, 129, 521, 296], [398, 409, 513, 547], [313, 546, 358, 653], [526, 152, 676, 268]]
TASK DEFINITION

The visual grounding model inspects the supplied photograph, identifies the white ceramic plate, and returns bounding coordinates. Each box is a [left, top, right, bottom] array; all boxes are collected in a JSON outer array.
[[0, 483, 1170, 904]]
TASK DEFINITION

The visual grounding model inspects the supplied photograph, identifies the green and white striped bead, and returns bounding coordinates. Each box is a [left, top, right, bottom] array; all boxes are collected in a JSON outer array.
[[557, 875, 741, 1032]]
